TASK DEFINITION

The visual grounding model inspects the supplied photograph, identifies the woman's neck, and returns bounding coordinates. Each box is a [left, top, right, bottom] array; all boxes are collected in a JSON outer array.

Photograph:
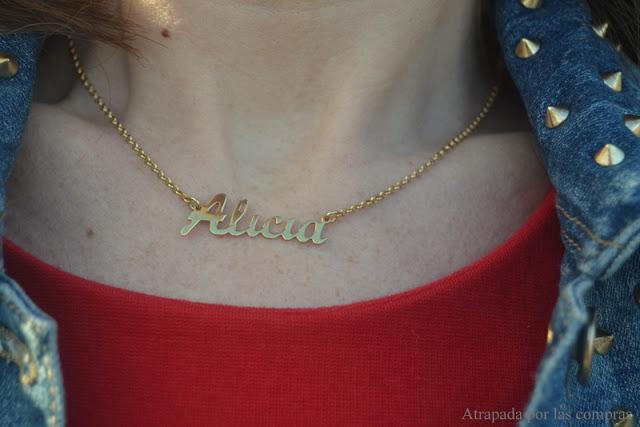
[[16, 1, 551, 307], [64, 0, 493, 190]]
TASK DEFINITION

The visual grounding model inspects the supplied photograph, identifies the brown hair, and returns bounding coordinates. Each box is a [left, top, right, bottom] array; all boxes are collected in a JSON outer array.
[[0, 0, 638, 62], [0, 1, 138, 50]]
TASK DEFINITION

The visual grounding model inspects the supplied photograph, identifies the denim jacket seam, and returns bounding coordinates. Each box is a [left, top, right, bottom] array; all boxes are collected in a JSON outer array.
[[577, 215, 640, 274], [554, 201, 640, 282], [0, 323, 37, 384], [0, 282, 63, 427], [555, 203, 624, 250], [560, 230, 583, 254], [600, 218, 640, 279]]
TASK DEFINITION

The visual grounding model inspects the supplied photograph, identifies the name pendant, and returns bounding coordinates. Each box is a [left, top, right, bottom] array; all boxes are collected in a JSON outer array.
[[180, 193, 329, 245]]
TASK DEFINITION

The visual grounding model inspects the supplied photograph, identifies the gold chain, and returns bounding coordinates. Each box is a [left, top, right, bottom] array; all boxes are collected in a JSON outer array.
[[321, 84, 500, 223], [67, 37, 500, 224], [67, 38, 202, 211]]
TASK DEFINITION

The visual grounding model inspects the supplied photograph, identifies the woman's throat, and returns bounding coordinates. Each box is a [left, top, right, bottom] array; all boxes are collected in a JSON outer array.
[[180, 193, 329, 245]]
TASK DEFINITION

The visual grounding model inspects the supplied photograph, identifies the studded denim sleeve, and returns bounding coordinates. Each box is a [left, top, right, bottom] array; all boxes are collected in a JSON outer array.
[[0, 34, 65, 427], [493, 0, 640, 425]]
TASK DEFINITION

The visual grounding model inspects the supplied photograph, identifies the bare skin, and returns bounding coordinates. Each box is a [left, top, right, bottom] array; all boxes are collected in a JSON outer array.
[[4, 0, 550, 307]]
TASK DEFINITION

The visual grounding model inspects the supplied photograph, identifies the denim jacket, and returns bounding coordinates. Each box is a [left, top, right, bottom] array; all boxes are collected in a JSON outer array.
[[1, 0, 639, 426]]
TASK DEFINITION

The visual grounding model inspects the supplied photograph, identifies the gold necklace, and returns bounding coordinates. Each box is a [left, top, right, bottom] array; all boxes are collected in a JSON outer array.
[[67, 37, 500, 245]]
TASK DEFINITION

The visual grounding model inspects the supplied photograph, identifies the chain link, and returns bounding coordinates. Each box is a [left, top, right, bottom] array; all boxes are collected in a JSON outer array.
[[68, 37, 499, 222], [320, 82, 500, 223], [67, 37, 202, 211]]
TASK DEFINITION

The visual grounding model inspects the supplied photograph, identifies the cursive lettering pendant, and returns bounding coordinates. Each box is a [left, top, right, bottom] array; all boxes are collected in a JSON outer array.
[[180, 194, 329, 245]]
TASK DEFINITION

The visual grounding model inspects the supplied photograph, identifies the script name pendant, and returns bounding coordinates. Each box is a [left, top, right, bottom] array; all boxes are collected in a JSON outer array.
[[180, 194, 329, 245]]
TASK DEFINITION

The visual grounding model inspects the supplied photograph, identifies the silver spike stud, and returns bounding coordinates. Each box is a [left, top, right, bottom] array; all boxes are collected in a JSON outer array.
[[594, 144, 625, 167], [520, 0, 542, 9], [602, 71, 623, 92], [625, 115, 640, 137], [546, 325, 554, 345], [593, 329, 614, 355], [592, 22, 609, 38], [515, 38, 540, 59], [545, 106, 569, 128], [0, 52, 18, 79], [612, 410, 636, 427]]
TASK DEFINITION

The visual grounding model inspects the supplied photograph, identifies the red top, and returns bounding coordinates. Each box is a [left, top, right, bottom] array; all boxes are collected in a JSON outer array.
[[3, 190, 563, 427]]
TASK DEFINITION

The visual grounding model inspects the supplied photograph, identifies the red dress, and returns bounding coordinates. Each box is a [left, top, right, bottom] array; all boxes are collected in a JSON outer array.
[[2, 190, 563, 426]]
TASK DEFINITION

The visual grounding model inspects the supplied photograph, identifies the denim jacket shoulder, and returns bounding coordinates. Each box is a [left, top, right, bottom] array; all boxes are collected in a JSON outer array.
[[1, 0, 639, 426], [494, 0, 640, 425], [0, 34, 65, 427]]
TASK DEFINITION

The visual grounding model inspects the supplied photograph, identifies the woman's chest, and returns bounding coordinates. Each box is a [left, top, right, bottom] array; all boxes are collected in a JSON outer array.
[[3, 111, 551, 307]]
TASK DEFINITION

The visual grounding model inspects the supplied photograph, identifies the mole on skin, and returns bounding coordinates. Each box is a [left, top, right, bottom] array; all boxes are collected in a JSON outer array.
[[85, 227, 94, 239], [161, 28, 171, 38]]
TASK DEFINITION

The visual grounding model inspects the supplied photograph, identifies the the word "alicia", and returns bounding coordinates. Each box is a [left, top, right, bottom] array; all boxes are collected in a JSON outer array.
[[180, 193, 328, 245]]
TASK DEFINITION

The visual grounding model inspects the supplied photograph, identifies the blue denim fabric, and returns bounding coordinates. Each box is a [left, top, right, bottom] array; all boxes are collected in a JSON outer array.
[[493, 0, 640, 425], [0, 0, 639, 425], [0, 35, 65, 427]]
